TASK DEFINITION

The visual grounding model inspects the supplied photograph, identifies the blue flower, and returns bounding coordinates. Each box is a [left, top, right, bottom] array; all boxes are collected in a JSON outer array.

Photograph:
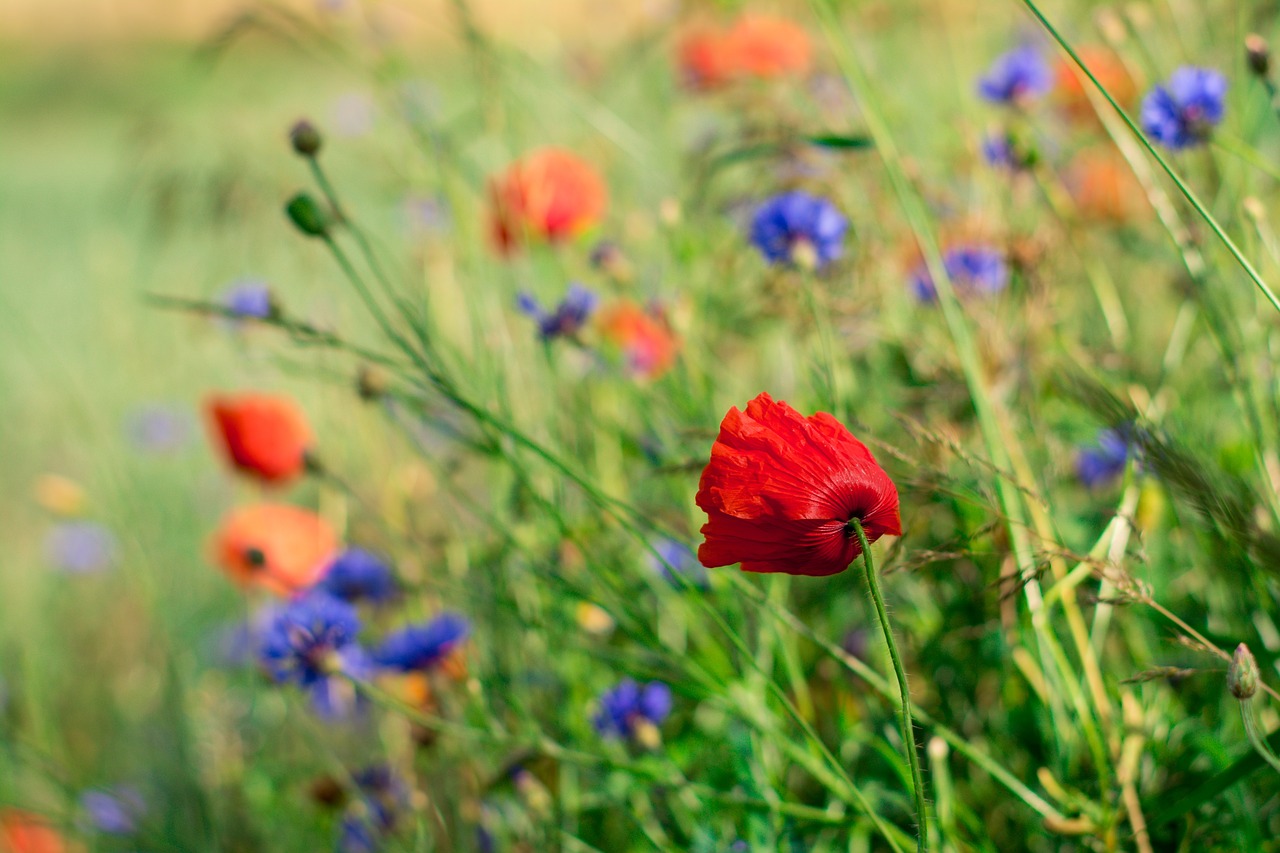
[[646, 539, 708, 589], [373, 613, 470, 672], [1076, 428, 1130, 488], [1140, 67, 1227, 150], [319, 549, 398, 604], [44, 521, 118, 574], [221, 280, 274, 320], [749, 191, 848, 269], [80, 787, 145, 835], [909, 245, 1009, 302], [336, 766, 409, 853], [517, 284, 598, 340], [124, 404, 193, 454], [593, 679, 672, 738], [978, 46, 1052, 104], [257, 594, 369, 716]]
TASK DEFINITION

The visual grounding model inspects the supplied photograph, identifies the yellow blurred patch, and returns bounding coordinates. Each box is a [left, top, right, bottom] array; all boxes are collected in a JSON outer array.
[[575, 602, 615, 636], [34, 474, 85, 517]]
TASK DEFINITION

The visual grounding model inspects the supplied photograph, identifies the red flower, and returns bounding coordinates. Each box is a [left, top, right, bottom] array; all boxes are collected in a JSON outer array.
[[206, 393, 313, 484], [676, 28, 737, 90], [596, 300, 680, 379], [725, 15, 812, 79], [696, 393, 901, 576], [488, 148, 607, 254], [212, 504, 338, 596], [0, 811, 70, 853]]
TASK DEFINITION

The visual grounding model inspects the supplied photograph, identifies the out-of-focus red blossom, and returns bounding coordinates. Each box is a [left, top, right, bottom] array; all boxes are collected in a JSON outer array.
[[677, 28, 737, 89], [1054, 47, 1137, 122], [596, 301, 680, 379], [212, 504, 338, 596], [0, 811, 70, 853], [675, 16, 810, 88], [206, 394, 313, 484], [1065, 150, 1149, 223], [726, 15, 812, 79], [488, 148, 607, 254], [696, 393, 901, 576]]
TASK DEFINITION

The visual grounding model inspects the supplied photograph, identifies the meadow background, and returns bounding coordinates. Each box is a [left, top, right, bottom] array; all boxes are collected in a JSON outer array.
[[2, 0, 1279, 850]]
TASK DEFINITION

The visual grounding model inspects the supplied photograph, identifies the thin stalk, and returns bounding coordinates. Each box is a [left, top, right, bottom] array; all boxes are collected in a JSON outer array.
[[851, 518, 928, 852], [1241, 698, 1280, 775], [1019, 0, 1280, 315]]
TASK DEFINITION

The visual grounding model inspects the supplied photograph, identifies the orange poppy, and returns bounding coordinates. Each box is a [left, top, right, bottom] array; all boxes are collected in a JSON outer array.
[[488, 148, 607, 254], [676, 28, 737, 90], [212, 504, 338, 596], [725, 15, 812, 79], [0, 811, 69, 853], [1065, 150, 1149, 223], [1054, 47, 1137, 122], [206, 394, 313, 485], [596, 301, 680, 380]]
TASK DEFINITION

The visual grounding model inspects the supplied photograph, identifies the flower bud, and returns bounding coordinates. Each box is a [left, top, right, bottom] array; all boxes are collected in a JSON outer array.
[[285, 192, 330, 237], [1247, 34, 1271, 78], [1228, 642, 1259, 700], [289, 119, 323, 157], [356, 364, 389, 401]]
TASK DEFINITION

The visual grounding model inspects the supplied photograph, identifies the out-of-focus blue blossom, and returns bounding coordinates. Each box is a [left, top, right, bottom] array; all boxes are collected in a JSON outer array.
[[403, 195, 450, 236], [319, 549, 398, 604], [981, 131, 1036, 171], [330, 92, 376, 138], [125, 404, 193, 454], [336, 766, 409, 853], [258, 594, 369, 716], [80, 787, 146, 835], [517, 284, 598, 341], [373, 613, 470, 672], [978, 45, 1052, 104], [749, 191, 848, 269], [646, 539, 708, 589], [45, 521, 118, 574], [1140, 67, 1227, 150], [1076, 428, 1131, 488], [909, 245, 1009, 302], [221, 280, 274, 321], [593, 679, 672, 738]]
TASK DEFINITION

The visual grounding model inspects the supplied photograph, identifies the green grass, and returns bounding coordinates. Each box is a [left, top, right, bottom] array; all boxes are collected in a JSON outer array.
[[2, 2, 1280, 850]]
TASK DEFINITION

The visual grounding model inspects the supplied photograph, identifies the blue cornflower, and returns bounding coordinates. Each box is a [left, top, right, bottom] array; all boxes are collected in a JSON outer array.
[[125, 403, 193, 454], [319, 548, 398, 604], [45, 521, 118, 574], [749, 191, 848, 269], [1140, 67, 1228, 150], [517, 284, 598, 341], [221, 280, 274, 320], [978, 46, 1053, 104], [910, 245, 1009, 302], [646, 539, 709, 589], [593, 679, 672, 739], [257, 594, 369, 716], [80, 787, 145, 835], [336, 766, 409, 853], [373, 613, 470, 672], [982, 133, 1017, 169], [1076, 428, 1131, 488]]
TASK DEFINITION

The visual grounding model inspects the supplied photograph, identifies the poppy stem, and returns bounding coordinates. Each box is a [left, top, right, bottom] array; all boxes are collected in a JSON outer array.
[[850, 518, 929, 851]]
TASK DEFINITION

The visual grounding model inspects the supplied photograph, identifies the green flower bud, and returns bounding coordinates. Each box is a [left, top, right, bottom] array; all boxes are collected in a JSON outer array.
[[285, 192, 330, 238], [1229, 643, 1259, 700], [289, 120, 323, 157], [1247, 34, 1271, 78]]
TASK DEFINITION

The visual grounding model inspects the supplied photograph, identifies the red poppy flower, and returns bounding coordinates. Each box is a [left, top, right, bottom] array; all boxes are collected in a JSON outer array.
[[0, 811, 69, 853], [1065, 150, 1149, 223], [206, 394, 313, 484], [212, 504, 338, 596], [488, 148, 607, 254], [676, 28, 737, 90], [595, 301, 680, 379], [725, 15, 812, 79], [696, 393, 901, 576], [1054, 46, 1137, 123]]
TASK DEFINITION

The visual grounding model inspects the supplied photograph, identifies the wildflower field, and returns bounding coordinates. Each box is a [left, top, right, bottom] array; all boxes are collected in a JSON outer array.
[[4, 1, 1280, 850]]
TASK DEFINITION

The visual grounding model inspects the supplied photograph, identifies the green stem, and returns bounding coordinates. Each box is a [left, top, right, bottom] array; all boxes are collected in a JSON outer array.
[[850, 518, 929, 851], [1242, 698, 1280, 775]]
